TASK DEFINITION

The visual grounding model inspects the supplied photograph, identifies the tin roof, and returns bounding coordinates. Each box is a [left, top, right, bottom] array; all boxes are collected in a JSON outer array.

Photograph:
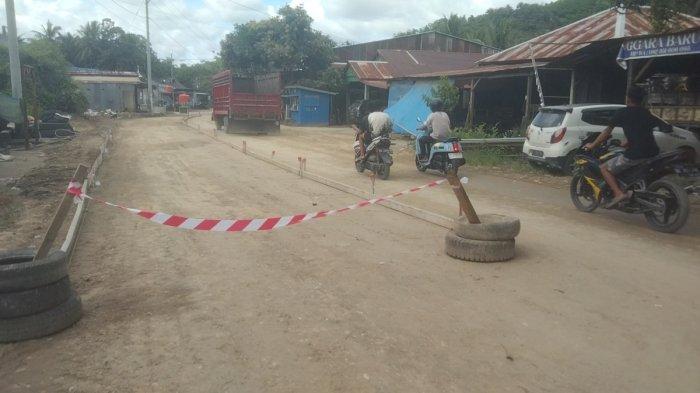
[[284, 85, 338, 95], [348, 61, 394, 81], [348, 50, 487, 82], [479, 7, 700, 65], [411, 61, 549, 80]]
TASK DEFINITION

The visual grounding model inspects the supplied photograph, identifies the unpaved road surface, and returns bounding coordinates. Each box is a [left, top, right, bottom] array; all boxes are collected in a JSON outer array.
[[1, 115, 698, 393]]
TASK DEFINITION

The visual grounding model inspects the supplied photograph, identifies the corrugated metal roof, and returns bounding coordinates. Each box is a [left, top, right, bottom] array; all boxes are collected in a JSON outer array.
[[378, 50, 487, 77], [479, 7, 700, 65], [348, 61, 394, 81], [411, 62, 548, 79], [348, 50, 486, 82]]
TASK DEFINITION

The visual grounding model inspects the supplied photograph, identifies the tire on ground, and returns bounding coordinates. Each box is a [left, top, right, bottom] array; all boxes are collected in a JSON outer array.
[[0, 276, 73, 318], [445, 231, 515, 262], [452, 214, 520, 241], [0, 291, 82, 343], [0, 250, 69, 293]]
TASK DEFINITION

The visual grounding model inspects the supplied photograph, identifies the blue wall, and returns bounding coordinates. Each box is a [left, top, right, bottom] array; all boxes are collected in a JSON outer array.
[[385, 80, 437, 136], [285, 88, 332, 125]]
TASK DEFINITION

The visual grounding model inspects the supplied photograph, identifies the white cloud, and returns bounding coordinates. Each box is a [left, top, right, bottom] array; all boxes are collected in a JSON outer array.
[[1, 0, 552, 65]]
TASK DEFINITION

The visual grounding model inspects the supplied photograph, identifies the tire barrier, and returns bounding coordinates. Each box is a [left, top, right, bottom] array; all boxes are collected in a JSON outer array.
[[445, 214, 521, 263], [65, 178, 452, 233], [0, 250, 82, 342]]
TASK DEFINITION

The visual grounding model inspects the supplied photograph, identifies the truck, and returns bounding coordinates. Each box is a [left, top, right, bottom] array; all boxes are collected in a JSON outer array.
[[212, 70, 282, 134]]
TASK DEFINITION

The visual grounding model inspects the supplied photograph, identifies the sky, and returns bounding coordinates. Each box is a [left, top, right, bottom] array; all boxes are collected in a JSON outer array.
[[0, 0, 551, 64]]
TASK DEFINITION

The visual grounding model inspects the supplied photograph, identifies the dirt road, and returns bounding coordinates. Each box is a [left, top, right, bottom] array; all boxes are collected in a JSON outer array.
[[1, 115, 698, 392]]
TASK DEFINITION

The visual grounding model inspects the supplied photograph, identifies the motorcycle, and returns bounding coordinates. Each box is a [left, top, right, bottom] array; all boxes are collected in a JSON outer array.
[[354, 128, 393, 180], [570, 134, 698, 233], [414, 116, 465, 174]]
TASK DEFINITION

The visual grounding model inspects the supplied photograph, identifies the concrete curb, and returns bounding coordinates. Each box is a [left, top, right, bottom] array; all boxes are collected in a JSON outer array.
[[60, 128, 113, 256]]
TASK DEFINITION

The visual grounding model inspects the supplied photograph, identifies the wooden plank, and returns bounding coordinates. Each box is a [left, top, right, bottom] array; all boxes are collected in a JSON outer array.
[[446, 172, 480, 224], [35, 164, 88, 260]]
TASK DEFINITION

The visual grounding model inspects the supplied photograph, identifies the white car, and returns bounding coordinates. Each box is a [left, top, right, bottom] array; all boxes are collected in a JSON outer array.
[[523, 104, 700, 173]]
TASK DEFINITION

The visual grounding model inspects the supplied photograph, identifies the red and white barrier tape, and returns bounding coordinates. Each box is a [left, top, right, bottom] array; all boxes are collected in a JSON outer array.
[[66, 178, 449, 232]]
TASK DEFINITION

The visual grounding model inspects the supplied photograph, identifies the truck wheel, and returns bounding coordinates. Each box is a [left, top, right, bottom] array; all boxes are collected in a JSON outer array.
[[0, 291, 82, 343], [0, 276, 72, 318], [445, 232, 515, 262], [0, 250, 69, 293], [453, 214, 520, 241]]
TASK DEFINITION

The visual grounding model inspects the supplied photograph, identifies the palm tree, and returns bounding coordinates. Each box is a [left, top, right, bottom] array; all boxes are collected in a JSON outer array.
[[76, 21, 102, 67], [34, 20, 62, 41]]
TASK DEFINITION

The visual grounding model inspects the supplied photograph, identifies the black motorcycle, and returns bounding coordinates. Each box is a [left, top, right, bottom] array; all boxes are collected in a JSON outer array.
[[570, 134, 698, 233], [354, 129, 393, 180]]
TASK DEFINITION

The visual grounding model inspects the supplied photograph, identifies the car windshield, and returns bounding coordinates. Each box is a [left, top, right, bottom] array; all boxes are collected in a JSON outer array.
[[532, 110, 566, 128]]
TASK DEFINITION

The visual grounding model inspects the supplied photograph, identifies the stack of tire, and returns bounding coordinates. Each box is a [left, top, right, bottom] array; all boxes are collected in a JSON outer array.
[[0, 249, 82, 343], [445, 214, 521, 262]]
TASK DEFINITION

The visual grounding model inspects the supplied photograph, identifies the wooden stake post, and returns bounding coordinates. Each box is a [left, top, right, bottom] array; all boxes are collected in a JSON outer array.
[[446, 172, 480, 224], [35, 165, 89, 260]]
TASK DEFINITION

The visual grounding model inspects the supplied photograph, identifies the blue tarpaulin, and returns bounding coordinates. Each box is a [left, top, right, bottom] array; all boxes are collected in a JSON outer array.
[[384, 80, 436, 136]]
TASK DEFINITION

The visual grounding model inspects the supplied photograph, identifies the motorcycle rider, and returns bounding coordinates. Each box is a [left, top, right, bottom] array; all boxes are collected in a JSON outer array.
[[352, 101, 392, 158], [417, 99, 451, 158], [584, 86, 664, 208]]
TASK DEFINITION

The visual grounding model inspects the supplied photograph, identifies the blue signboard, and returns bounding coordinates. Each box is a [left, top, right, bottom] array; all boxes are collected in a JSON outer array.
[[617, 30, 700, 69]]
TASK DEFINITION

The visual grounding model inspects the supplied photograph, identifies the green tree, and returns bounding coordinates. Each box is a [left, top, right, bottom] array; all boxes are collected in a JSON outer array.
[[34, 20, 62, 41], [220, 6, 334, 74], [424, 77, 459, 114], [0, 39, 87, 113]]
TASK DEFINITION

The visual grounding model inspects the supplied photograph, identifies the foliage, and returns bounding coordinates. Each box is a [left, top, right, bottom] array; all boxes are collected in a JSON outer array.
[[424, 77, 459, 114], [174, 58, 223, 93], [0, 39, 87, 114], [451, 124, 518, 139], [396, 0, 699, 49], [220, 6, 335, 75]]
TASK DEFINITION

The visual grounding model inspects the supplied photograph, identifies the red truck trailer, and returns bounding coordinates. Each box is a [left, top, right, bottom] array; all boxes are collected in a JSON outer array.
[[212, 70, 282, 134]]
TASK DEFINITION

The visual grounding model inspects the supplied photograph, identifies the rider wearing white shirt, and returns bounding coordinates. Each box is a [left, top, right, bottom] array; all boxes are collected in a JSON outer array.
[[417, 100, 451, 157]]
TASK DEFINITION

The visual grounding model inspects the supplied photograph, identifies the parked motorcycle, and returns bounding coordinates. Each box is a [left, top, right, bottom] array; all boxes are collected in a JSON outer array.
[[354, 128, 393, 180], [414, 116, 465, 174], [570, 134, 698, 233]]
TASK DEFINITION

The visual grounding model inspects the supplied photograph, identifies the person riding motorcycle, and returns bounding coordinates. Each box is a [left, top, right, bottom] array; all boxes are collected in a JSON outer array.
[[584, 86, 666, 208], [352, 101, 392, 158], [417, 99, 451, 158]]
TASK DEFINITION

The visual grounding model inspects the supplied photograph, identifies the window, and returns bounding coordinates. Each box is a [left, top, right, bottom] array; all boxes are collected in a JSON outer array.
[[532, 110, 566, 128], [289, 96, 299, 111], [581, 108, 619, 126]]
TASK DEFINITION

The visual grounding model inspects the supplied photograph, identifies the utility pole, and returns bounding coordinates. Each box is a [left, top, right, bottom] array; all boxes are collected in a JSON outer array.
[[170, 52, 175, 112], [4, 0, 28, 149], [145, 0, 153, 113]]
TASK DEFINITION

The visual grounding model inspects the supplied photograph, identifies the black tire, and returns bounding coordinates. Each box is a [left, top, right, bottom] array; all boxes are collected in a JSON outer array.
[[355, 160, 364, 173], [415, 157, 426, 172], [0, 276, 72, 318], [0, 250, 69, 293], [570, 174, 599, 213], [0, 291, 82, 343], [643, 178, 690, 233], [453, 214, 520, 241], [444, 231, 515, 262], [528, 160, 544, 170], [377, 165, 390, 180], [561, 152, 576, 175]]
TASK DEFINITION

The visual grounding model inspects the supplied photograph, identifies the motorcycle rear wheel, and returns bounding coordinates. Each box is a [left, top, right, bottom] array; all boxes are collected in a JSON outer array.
[[570, 173, 599, 212], [643, 178, 689, 233], [415, 157, 427, 172], [377, 165, 390, 180], [355, 160, 364, 173]]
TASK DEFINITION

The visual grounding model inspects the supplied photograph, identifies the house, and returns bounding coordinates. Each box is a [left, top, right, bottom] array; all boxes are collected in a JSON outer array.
[[282, 86, 337, 126], [339, 50, 488, 133], [68, 67, 141, 112], [408, 7, 700, 131]]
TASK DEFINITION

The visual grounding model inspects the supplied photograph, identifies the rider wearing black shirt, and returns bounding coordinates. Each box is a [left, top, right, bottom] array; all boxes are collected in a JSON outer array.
[[584, 86, 663, 208]]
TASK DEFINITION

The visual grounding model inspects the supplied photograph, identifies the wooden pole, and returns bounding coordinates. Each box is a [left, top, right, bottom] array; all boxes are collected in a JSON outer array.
[[35, 165, 89, 260], [466, 78, 478, 129], [569, 69, 575, 104], [446, 172, 480, 224], [522, 75, 533, 131]]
